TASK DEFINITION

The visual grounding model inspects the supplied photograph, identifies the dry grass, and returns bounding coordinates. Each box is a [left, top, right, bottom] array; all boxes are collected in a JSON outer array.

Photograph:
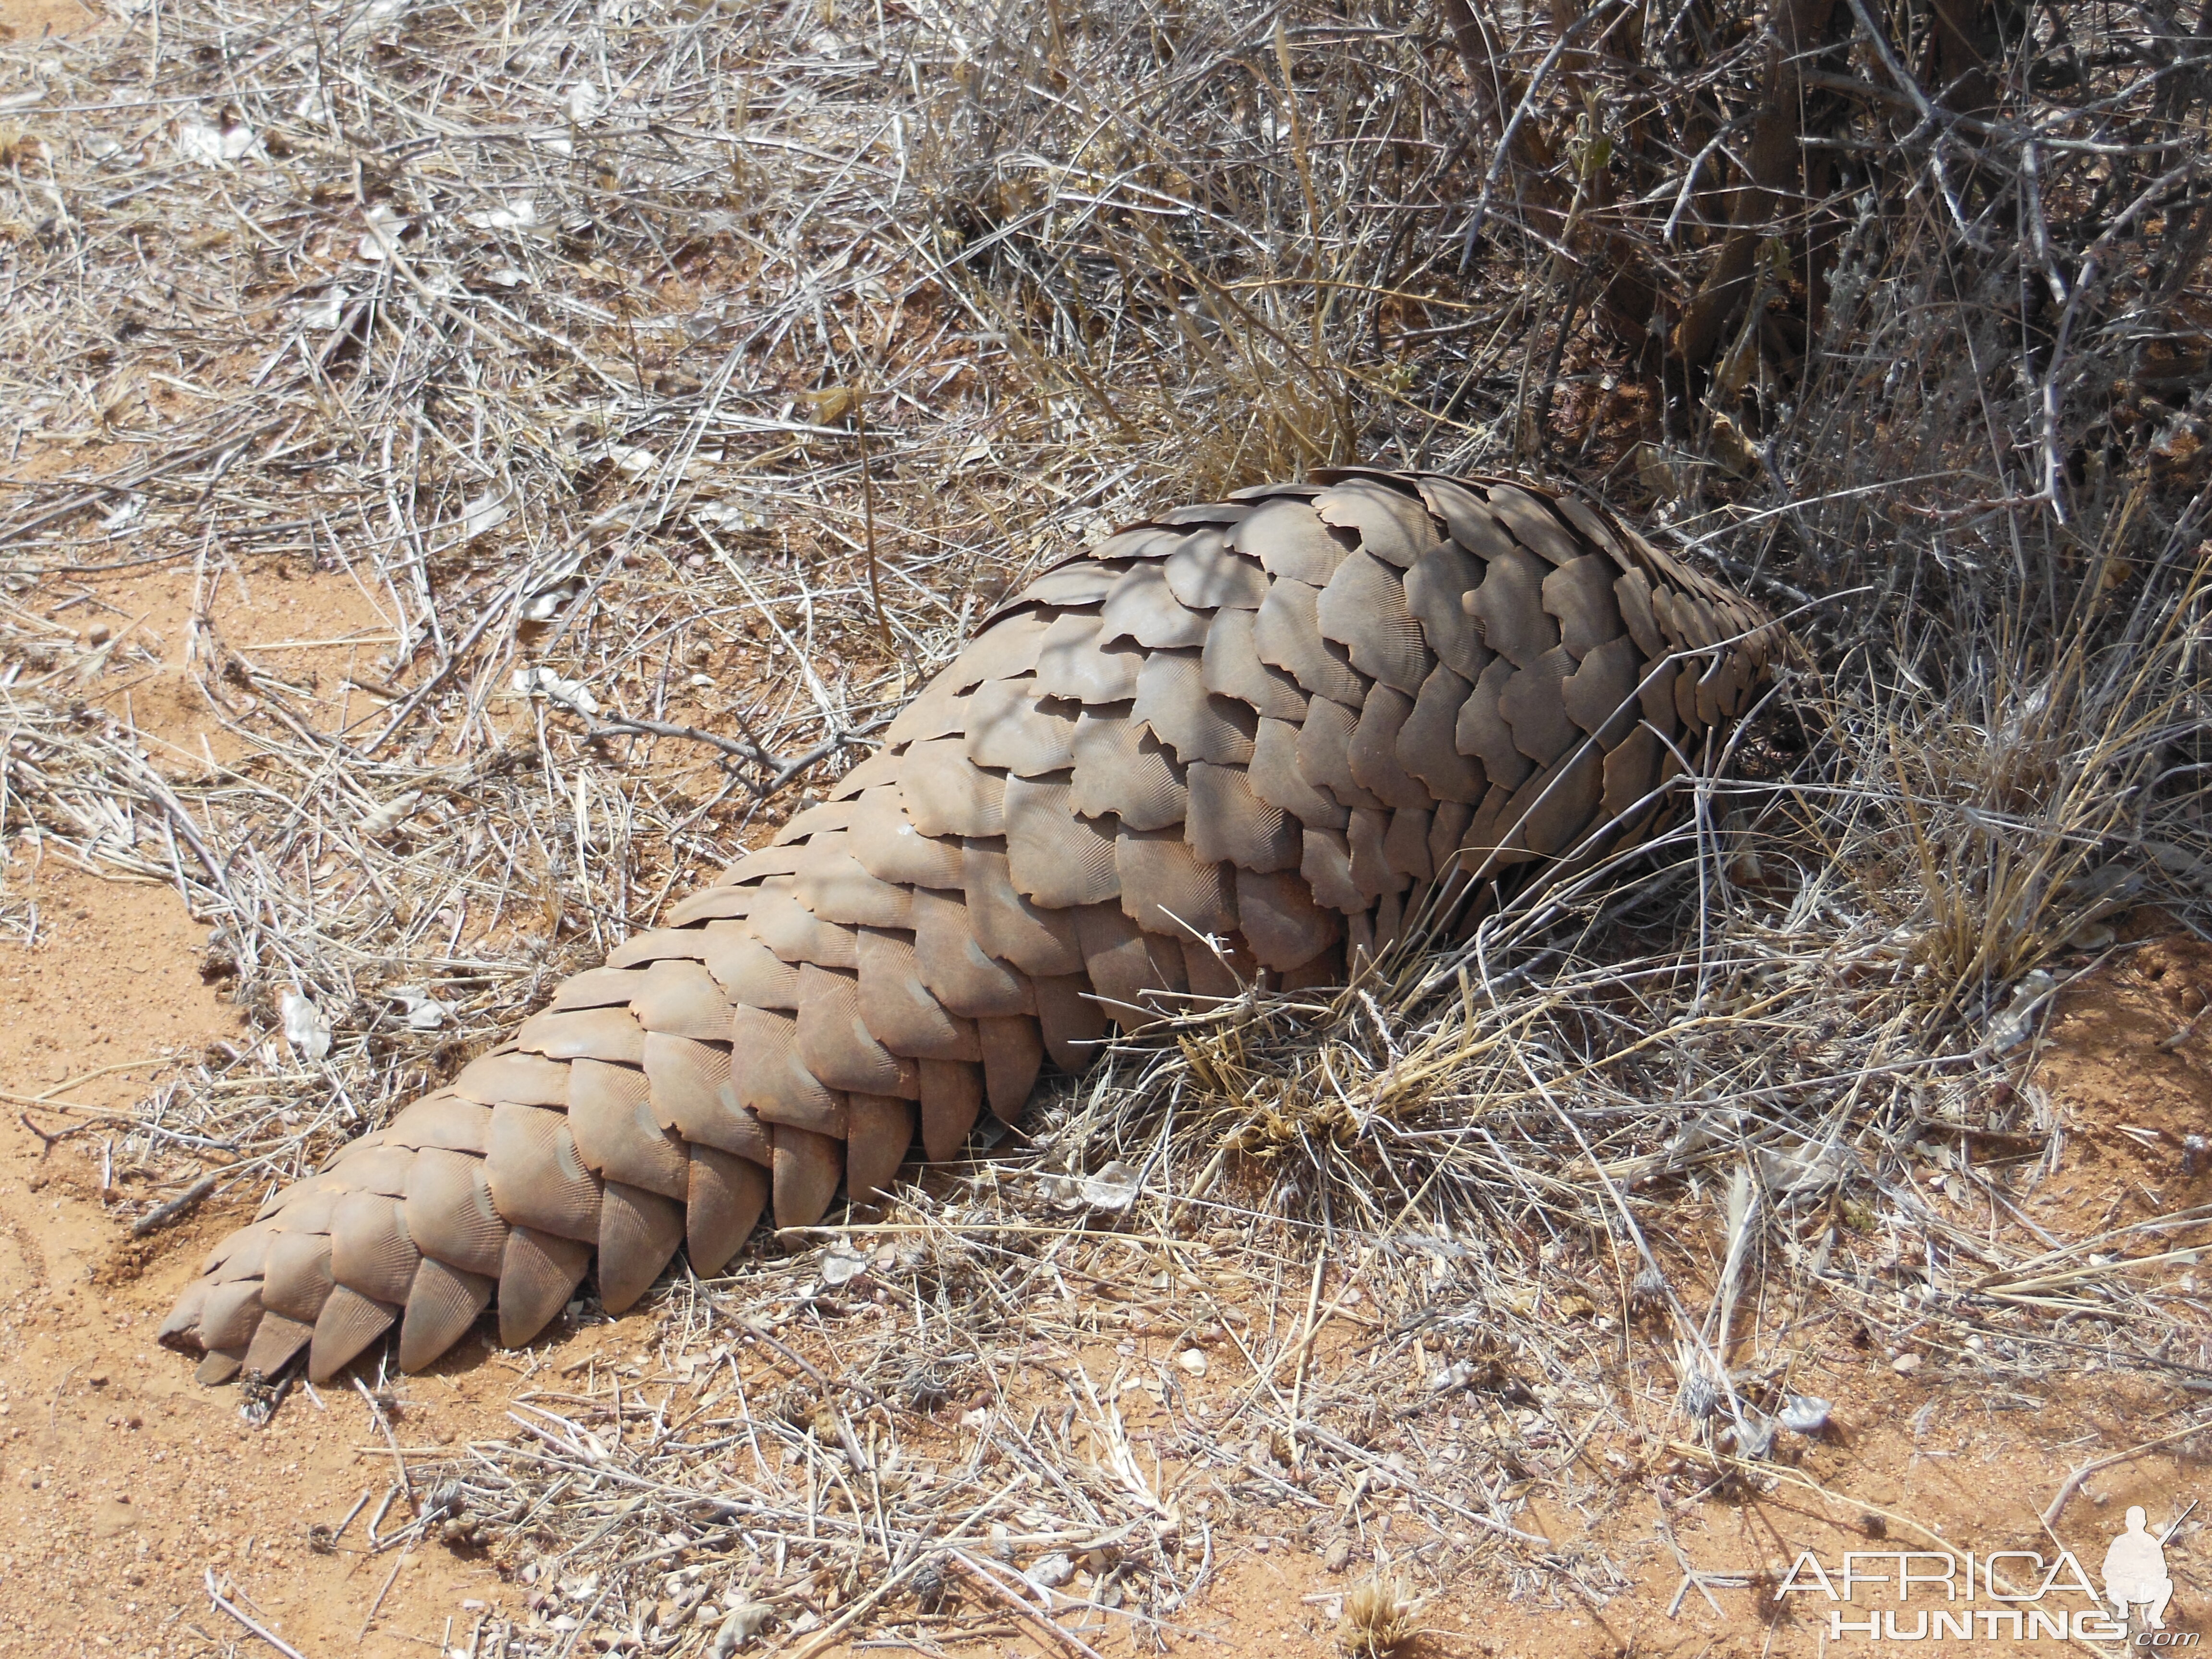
[[1338, 1575, 1418, 1658], [4, 0, 2212, 1648]]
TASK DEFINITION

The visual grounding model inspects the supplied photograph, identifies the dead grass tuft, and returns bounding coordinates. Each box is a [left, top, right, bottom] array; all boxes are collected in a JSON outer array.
[[1339, 1574, 1419, 1659]]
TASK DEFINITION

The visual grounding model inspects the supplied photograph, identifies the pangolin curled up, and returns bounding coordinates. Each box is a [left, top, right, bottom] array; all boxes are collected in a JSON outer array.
[[160, 467, 1779, 1384]]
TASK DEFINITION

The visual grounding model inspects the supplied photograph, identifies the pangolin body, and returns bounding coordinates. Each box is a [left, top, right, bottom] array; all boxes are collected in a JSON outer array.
[[160, 468, 1778, 1384]]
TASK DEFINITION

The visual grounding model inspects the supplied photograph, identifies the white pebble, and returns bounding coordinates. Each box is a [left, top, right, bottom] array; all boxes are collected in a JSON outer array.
[[1779, 1395, 1830, 1434]]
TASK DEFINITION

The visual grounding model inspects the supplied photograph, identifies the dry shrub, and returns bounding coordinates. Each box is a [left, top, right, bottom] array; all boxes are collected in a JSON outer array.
[[1807, 548, 2212, 1025], [902, 5, 1424, 498]]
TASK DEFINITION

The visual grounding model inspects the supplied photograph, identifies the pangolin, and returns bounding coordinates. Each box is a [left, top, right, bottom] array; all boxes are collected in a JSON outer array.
[[159, 467, 1779, 1385]]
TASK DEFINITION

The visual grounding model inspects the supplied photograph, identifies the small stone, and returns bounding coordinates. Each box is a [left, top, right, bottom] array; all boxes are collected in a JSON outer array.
[[1174, 1349, 1207, 1377], [1323, 1538, 1351, 1573], [713, 1602, 774, 1652], [1026, 1552, 1075, 1590], [1891, 1353, 1922, 1375], [1779, 1395, 1830, 1434], [87, 624, 110, 646]]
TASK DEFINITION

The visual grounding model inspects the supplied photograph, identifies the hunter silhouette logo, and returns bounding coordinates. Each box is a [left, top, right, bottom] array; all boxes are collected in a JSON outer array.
[[1773, 1502, 2200, 1642], [2104, 1506, 2179, 1632]]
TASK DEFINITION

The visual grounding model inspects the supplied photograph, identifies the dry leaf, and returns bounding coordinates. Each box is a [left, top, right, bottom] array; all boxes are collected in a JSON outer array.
[[798, 384, 858, 424], [1707, 411, 1760, 478], [279, 987, 332, 1062]]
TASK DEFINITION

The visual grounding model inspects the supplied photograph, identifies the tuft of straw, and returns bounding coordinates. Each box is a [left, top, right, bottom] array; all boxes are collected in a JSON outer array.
[[1339, 1575, 1419, 1659]]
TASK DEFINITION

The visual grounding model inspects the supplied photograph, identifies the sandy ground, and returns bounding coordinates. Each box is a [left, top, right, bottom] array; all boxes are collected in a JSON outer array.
[[0, 0, 541, 1607], [0, 0, 95, 38], [0, 857, 526, 1657]]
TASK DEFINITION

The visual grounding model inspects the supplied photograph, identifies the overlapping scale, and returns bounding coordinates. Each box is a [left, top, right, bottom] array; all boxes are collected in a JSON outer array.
[[163, 467, 1778, 1390]]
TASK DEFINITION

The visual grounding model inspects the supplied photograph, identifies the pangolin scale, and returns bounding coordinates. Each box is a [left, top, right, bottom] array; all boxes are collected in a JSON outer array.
[[160, 467, 1778, 1384]]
